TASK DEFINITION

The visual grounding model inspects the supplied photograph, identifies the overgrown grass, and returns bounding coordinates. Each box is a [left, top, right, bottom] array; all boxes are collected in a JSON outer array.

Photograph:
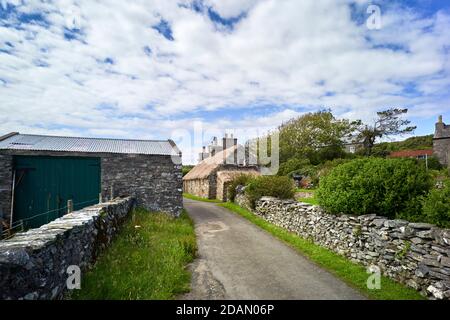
[[183, 193, 223, 203], [298, 197, 319, 205], [218, 202, 424, 300], [70, 208, 196, 300]]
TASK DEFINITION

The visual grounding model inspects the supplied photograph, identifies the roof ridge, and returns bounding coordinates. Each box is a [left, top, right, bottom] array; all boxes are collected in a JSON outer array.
[[16, 133, 169, 143]]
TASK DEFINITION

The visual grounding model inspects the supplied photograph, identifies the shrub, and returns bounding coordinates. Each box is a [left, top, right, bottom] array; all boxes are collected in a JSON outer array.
[[227, 174, 254, 202], [245, 175, 295, 208], [316, 158, 432, 218], [277, 158, 311, 176], [421, 179, 450, 228]]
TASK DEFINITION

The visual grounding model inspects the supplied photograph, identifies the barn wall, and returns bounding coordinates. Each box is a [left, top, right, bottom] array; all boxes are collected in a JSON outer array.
[[0, 154, 13, 233], [101, 154, 182, 216]]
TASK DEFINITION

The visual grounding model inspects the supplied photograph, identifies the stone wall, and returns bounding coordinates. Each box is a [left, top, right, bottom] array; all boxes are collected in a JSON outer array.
[[101, 154, 182, 216], [0, 197, 134, 300], [235, 193, 450, 300], [183, 178, 210, 199], [0, 154, 13, 233]]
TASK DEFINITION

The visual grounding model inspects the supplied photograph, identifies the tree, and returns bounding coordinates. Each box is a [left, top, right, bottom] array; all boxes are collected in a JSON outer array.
[[354, 108, 416, 156], [278, 110, 355, 164]]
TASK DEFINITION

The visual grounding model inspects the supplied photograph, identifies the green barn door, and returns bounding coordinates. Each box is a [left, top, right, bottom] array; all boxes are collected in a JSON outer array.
[[13, 156, 101, 229]]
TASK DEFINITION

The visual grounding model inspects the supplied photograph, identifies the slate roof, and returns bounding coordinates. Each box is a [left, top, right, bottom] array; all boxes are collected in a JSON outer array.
[[0, 132, 180, 156]]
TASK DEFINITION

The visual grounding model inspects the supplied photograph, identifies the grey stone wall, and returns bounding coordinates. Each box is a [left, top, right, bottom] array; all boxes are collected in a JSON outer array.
[[0, 197, 135, 300], [101, 154, 182, 216], [183, 178, 210, 199], [0, 154, 13, 232], [235, 192, 450, 300]]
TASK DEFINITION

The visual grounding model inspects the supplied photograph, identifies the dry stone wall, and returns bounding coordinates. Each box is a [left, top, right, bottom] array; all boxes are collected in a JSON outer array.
[[0, 197, 134, 300], [235, 192, 450, 300]]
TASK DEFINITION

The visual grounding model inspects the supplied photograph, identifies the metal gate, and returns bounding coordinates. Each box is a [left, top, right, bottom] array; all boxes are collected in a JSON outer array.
[[13, 156, 101, 229]]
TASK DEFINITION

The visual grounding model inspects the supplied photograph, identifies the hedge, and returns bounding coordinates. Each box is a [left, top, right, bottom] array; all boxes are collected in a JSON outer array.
[[316, 158, 432, 219]]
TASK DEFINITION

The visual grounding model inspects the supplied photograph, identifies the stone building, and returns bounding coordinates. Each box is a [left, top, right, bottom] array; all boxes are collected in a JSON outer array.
[[184, 144, 259, 201], [433, 115, 450, 167], [0, 132, 183, 233]]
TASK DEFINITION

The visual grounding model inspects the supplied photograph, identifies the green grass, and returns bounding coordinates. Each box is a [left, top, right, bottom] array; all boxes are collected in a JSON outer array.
[[70, 208, 197, 300], [183, 193, 223, 203], [298, 197, 319, 205], [218, 202, 425, 300], [295, 188, 316, 193]]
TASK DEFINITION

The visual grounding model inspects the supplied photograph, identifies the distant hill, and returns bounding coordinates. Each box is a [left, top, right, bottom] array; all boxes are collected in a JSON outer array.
[[372, 135, 433, 156]]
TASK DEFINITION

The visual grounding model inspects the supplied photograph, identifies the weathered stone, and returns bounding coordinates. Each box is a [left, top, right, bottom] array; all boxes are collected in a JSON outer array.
[[441, 256, 450, 268], [427, 285, 445, 299], [234, 191, 450, 300], [409, 222, 434, 230], [0, 197, 134, 300]]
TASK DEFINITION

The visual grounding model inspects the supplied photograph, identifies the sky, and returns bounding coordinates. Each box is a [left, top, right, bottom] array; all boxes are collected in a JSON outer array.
[[0, 0, 449, 164]]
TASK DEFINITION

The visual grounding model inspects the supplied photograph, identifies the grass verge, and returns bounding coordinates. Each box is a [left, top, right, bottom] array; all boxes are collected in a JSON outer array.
[[218, 202, 424, 300], [183, 192, 223, 203], [70, 208, 196, 300]]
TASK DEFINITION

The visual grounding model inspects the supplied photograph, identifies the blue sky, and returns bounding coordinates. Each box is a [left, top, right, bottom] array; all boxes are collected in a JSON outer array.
[[0, 0, 449, 163]]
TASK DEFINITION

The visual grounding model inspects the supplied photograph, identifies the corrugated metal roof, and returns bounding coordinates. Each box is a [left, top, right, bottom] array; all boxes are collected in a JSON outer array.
[[0, 133, 180, 156]]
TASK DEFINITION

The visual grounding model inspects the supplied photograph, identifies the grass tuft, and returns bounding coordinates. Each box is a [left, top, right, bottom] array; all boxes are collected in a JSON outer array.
[[218, 202, 424, 300], [70, 208, 196, 300], [183, 193, 223, 203]]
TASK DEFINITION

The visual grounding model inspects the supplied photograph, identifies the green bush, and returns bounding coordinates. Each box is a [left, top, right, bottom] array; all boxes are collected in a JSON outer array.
[[227, 174, 254, 202], [418, 156, 443, 171], [245, 176, 296, 208], [421, 179, 450, 228], [316, 158, 432, 218], [277, 158, 311, 176]]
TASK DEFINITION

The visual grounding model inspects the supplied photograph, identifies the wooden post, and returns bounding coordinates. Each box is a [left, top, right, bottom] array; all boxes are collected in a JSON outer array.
[[110, 185, 114, 201], [99, 193, 103, 204], [67, 199, 73, 214]]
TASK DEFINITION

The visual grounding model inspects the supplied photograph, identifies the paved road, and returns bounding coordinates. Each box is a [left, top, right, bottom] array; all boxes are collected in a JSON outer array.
[[181, 198, 366, 300]]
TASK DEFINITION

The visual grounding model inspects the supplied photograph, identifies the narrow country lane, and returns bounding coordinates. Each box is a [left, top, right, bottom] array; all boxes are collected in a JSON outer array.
[[181, 198, 366, 300]]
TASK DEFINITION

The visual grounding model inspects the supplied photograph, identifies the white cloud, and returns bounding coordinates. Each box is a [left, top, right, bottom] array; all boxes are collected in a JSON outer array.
[[0, 0, 449, 163]]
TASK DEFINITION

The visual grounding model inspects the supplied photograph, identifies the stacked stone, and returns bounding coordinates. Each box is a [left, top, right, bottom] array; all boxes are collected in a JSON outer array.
[[235, 192, 450, 300], [0, 197, 134, 300]]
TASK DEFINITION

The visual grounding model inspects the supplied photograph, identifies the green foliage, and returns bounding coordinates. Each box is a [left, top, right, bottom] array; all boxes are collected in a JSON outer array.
[[421, 179, 450, 228], [418, 156, 443, 171], [245, 176, 295, 208], [317, 158, 432, 219], [277, 158, 311, 176], [371, 135, 433, 156], [278, 110, 355, 164], [71, 209, 196, 300], [227, 174, 254, 202], [182, 165, 194, 177], [353, 108, 416, 156]]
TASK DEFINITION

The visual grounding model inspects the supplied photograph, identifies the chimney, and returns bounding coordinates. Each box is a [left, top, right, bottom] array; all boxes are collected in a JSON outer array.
[[439, 115, 443, 123]]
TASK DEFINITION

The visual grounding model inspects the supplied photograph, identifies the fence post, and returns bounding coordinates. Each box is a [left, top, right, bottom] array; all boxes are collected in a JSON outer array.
[[67, 199, 73, 214], [99, 193, 103, 204], [110, 185, 114, 201]]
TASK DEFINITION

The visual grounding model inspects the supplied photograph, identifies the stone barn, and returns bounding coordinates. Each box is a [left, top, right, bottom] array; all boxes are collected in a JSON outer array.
[[0, 132, 182, 233], [434, 115, 450, 167], [183, 145, 259, 201]]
